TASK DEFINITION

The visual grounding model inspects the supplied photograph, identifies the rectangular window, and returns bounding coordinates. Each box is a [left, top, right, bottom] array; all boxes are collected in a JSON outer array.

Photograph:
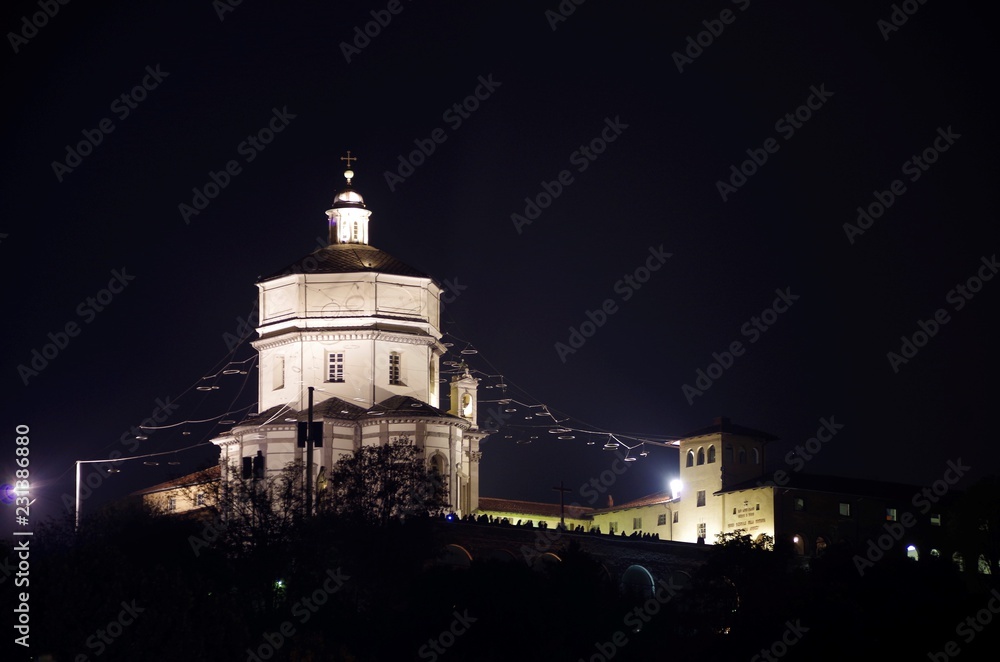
[[657, 513, 667, 526], [696, 490, 706, 507], [793, 497, 805, 512], [839, 502, 851, 517], [273, 356, 285, 390], [168, 497, 177, 512], [632, 517, 642, 530], [673, 511, 679, 524], [931, 513, 942, 526], [389, 352, 402, 385], [886, 508, 897, 522], [328, 352, 344, 383], [697, 522, 706, 540]]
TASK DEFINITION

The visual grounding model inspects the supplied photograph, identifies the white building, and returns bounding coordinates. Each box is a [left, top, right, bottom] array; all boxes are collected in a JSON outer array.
[[207, 164, 486, 516]]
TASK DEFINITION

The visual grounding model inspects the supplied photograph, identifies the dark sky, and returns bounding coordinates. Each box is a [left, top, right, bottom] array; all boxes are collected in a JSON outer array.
[[2, 0, 996, 524]]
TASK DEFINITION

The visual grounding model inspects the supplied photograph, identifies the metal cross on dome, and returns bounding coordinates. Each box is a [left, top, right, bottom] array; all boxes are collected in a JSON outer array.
[[340, 150, 357, 169]]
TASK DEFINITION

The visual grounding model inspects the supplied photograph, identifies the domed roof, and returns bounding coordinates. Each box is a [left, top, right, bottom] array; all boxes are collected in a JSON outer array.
[[258, 243, 431, 282], [333, 188, 365, 206]]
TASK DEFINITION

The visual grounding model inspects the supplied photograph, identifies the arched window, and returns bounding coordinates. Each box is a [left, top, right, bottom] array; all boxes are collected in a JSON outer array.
[[752, 448, 760, 464], [707, 445, 716, 463], [952, 552, 965, 572], [686, 450, 694, 467], [724, 445, 733, 463], [792, 534, 805, 555], [738, 447, 747, 464], [430, 452, 447, 478], [906, 545, 919, 561], [696, 447, 705, 465]]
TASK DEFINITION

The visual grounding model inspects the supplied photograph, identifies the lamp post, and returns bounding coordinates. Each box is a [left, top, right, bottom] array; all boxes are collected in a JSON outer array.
[[74, 445, 198, 531]]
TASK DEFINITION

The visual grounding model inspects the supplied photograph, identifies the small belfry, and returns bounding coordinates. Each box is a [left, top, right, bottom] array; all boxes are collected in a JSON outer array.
[[327, 151, 371, 245]]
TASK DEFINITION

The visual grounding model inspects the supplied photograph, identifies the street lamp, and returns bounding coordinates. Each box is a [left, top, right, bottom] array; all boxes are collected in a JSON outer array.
[[74, 443, 205, 530]]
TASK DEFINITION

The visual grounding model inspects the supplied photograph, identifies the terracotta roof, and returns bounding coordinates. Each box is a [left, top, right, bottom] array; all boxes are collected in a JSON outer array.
[[131, 465, 220, 496], [477, 497, 594, 520], [260, 244, 430, 282], [591, 491, 675, 514]]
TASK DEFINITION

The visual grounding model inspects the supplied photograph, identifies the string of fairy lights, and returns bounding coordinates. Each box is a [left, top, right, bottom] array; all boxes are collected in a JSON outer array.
[[65, 291, 682, 486]]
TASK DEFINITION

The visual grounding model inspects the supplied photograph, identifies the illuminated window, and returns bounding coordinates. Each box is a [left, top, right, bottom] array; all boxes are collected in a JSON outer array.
[[886, 508, 897, 522], [673, 511, 679, 523], [839, 502, 851, 517], [793, 498, 805, 512], [697, 447, 705, 465], [168, 497, 177, 512], [707, 445, 716, 463], [930, 548, 940, 558], [389, 352, 402, 385], [273, 356, 285, 390], [697, 523, 706, 540], [978, 555, 992, 575], [930, 513, 942, 526], [696, 490, 706, 507], [328, 353, 345, 383], [906, 545, 919, 561], [633, 517, 642, 530], [657, 513, 666, 526], [686, 450, 694, 467]]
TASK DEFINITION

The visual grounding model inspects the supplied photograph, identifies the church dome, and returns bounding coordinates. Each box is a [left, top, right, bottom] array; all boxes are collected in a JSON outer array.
[[332, 186, 365, 208]]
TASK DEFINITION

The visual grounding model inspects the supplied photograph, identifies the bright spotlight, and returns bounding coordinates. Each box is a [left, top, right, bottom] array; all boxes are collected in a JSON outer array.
[[669, 479, 682, 499]]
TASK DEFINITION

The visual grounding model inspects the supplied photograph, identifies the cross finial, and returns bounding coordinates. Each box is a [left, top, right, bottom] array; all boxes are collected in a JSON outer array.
[[340, 151, 357, 185]]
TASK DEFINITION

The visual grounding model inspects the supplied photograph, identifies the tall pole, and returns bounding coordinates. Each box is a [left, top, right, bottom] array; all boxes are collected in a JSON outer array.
[[306, 386, 314, 518], [75, 461, 81, 531], [552, 481, 571, 530]]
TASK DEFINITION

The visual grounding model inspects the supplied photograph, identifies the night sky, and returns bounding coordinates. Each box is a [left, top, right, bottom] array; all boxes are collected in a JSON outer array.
[[2, 0, 996, 526]]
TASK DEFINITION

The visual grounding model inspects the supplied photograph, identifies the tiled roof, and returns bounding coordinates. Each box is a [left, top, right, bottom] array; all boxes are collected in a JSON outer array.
[[131, 465, 220, 496], [260, 244, 430, 282], [232, 396, 463, 428], [591, 491, 675, 514], [681, 416, 777, 441], [477, 497, 594, 520], [720, 473, 926, 500], [365, 395, 464, 422]]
